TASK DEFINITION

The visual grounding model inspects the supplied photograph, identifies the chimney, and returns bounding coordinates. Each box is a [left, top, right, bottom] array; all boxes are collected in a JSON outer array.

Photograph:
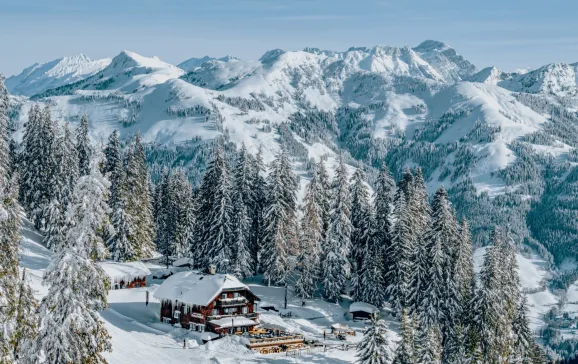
[[208, 264, 216, 275]]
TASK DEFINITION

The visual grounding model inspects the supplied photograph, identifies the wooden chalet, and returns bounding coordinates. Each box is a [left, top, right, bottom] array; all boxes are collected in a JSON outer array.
[[99, 261, 151, 290], [153, 270, 260, 335]]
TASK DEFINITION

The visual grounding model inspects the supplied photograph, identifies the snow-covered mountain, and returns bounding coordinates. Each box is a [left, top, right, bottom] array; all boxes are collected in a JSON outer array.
[[178, 55, 239, 72], [5, 54, 111, 97]]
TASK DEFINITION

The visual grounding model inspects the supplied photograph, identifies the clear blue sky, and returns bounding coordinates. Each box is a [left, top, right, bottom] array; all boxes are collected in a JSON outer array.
[[1, 0, 577, 76]]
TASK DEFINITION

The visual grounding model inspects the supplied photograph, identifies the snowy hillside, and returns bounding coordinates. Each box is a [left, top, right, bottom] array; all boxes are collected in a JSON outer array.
[[18, 221, 396, 364], [5, 54, 111, 97]]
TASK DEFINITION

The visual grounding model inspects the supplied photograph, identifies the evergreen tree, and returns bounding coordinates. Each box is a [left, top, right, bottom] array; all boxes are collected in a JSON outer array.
[[373, 164, 395, 300], [387, 192, 414, 313], [317, 157, 331, 243], [124, 133, 156, 259], [407, 168, 431, 313], [103, 130, 123, 214], [349, 167, 373, 301], [1, 176, 38, 363], [30, 159, 112, 363], [231, 144, 254, 278], [0, 75, 9, 188], [20, 105, 57, 230], [107, 197, 135, 262], [196, 145, 234, 272], [356, 314, 392, 364], [392, 310, 414, 364], [415, 326, 442, 364], [249, 145, 267, 274], [294, 163, 324, 299], [511, 295, 536, 363], [76, 114, 91, 177], [170, 170, 195, 260], [323, 156, 352, 302], [416, 187, 460, 352], [155, 168, 172, 265], [262, 149, 298, 285]]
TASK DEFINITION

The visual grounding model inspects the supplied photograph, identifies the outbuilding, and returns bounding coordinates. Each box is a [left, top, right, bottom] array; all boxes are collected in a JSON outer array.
[[349, 302, 380, 321]]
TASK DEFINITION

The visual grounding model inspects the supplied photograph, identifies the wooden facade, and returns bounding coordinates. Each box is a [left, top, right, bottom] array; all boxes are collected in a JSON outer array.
[[159, 287, 260, 334]]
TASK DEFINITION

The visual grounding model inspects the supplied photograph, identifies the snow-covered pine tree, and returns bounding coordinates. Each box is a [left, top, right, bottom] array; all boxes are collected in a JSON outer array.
[[0, 75, 9, 188], [29, 158, 112, 364], [349, 167, 373, 302], [356, 314, 392, 364], [107, 196, 135, 262], [373, 164, 396, 290], [170, 170, 195, 260], [103, 129, 123, 214], [76, 114, 91, 177], [44, 123, 79, 251], [416, 186, 460, 355], [231, 144, 254, 278], [196, 145, 234, 272], [261, 149, 298, 285], [20, 105, 57, 230], [317, 156, 331, 244], [473, 229, 508, 363], [249, 145, 267, 274], [323, 156, 352, 302], [511, 295, 537, 363], [407, 168, 431, 313], [392, 309, 414, 364], [1, 177, 38, 363], [155, 168, 172, 265], [13, 268, 39, 362], [386, 191, 414, 313], [415, 325, 442, 364], [124, 132, 156, 259], [294, 162, 324, 300]]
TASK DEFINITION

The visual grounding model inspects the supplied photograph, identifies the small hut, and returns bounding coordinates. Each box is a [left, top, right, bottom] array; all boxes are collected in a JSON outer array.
[[99, 261, 151, 290], [349, 302, 379, 321]]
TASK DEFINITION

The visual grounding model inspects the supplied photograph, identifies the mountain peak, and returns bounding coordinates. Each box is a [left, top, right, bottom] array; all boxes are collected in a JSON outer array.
[[259, 49, 285, 64], [414, 40, 452, 53]]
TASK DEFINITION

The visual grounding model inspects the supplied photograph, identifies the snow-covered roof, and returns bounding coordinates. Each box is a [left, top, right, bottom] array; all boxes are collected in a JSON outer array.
[[99, 261, 151, 283], [349, 302, 379, 314], [153, 271, 253, 306], [209, 317, 259, 328], [172, 257, 193, 267]]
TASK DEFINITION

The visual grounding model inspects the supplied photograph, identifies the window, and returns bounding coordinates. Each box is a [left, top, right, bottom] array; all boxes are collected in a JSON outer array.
[[211, 309, 218, 316], [241, 306, 248, 314], [174, 310, 181, 319], [225, 308, 237, 314], [162, 317, 171, 324], [233, 292, 240, 298], [221, 293, 227, 299]]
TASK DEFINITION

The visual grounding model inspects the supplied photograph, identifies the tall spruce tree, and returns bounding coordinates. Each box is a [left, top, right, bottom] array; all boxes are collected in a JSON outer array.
[[249, 145, 267, 274], [407, 168, 431, 313], [373, 164, 396, 288], [195, 145, 234, 272], [231, 144, 254, 278], [295, 163, 324, 300], [356, 314, 392, 364], [262, 149, 298, 285], [416, 187, 460, 354], [20, 105, 57, 230], [392, 309, 414, 364], [0, 75, 9, 188], [124, 133, 156, 259], [170, 170, 195, 260], [415, 326, 442, 364], [322, 156, 352, 302], [103, 130, 123, 213], [76, 114, 91, 177], [387, 192, 414, 313], [349, 167, 373, 301], [30, 159, 112, 364]]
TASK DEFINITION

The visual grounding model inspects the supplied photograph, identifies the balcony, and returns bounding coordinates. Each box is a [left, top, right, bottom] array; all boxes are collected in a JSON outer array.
[[217, 296, 248, 308], [207, 312, 260, 321]]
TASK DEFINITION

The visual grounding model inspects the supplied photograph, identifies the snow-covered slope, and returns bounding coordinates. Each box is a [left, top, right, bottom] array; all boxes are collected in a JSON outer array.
[[499, 63, 578, 97], [5, 54, 111, 97], [178, 55, 239, 72]]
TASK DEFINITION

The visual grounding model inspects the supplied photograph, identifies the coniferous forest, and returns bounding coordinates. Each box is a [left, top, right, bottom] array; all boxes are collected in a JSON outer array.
[[0, 72, 549, 364]]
